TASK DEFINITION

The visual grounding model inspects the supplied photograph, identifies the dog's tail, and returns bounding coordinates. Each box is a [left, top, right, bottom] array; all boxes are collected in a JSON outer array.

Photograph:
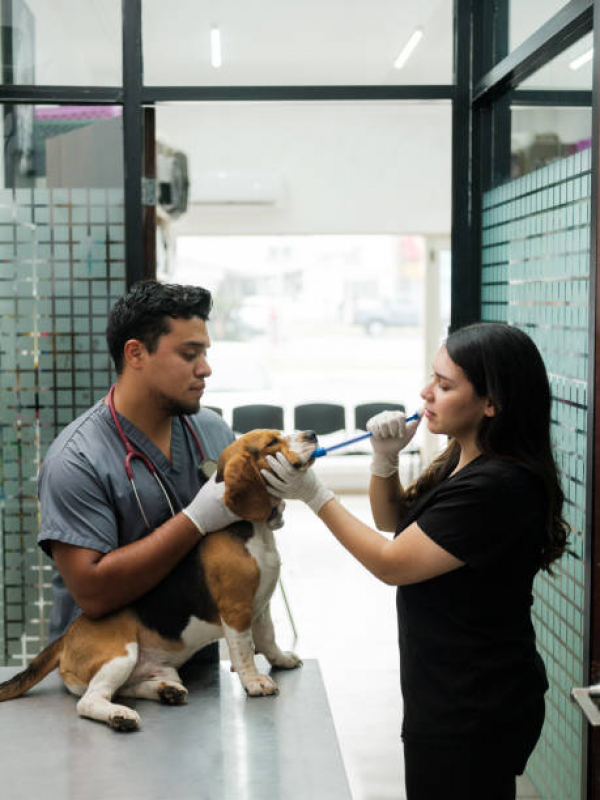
[[0, 636, 64, 700]]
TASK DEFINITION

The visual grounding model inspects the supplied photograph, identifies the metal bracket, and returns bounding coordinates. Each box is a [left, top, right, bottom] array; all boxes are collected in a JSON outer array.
[[142, 177, 157, 206], [571, 687, 600, 726]]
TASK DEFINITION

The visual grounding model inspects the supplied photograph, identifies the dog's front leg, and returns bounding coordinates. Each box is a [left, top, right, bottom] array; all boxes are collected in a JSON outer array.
[[222, 621, 279, 696], [252, 604, 302, 670]]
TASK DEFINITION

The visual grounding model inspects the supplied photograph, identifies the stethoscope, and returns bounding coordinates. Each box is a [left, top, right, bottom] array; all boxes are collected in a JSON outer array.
[[108, 385, 217, 530]]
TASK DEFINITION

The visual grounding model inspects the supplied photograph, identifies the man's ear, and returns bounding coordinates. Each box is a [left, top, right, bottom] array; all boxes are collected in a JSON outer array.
[[123, 339, 146, 371]]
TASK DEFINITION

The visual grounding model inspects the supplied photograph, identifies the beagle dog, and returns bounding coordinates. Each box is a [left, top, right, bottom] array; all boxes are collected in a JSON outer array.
[[0, 429, 317, 731]]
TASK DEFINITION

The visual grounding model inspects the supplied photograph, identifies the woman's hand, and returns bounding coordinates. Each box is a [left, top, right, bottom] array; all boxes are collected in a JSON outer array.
[[262, 453, 335, 514], [367, 410, 421, 477]]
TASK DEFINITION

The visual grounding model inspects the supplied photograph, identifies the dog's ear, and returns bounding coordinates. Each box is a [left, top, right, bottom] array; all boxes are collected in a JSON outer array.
[[222, 451, 272, 522]]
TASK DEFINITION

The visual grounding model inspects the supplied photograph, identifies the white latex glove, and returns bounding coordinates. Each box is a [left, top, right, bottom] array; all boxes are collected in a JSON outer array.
[[267, 500, 286, 531], [182, 473, 242, 534], [261, 453, 335, 515], [367, 410, 421, 478]]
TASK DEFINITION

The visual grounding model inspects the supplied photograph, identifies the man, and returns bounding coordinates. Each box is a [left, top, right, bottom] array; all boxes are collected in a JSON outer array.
[[38, 281, 243, 644]]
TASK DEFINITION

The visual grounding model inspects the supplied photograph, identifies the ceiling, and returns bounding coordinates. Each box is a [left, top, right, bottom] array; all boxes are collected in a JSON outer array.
[[18, 0, 592, 91]]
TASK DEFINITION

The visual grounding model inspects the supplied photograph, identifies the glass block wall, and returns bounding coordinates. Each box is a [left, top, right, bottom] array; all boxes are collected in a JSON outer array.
[[481, 148, 590, 799], [0, 187, 125, 666]]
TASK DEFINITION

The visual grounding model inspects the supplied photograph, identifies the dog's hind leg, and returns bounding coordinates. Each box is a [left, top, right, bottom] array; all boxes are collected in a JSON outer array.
[[120, 666, 188, 705], [222, 621, 278, 696], [252, 604, 302, 670], [76, 643, 141, 731]]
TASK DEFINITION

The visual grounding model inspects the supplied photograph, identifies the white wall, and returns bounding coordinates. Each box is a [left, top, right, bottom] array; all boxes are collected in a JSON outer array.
[[157, 102, 451, 238]]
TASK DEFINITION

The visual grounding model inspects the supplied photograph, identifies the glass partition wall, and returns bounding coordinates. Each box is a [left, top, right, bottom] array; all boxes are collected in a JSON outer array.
[[1, 2, 600, 798], [466, 1, 599, 797]]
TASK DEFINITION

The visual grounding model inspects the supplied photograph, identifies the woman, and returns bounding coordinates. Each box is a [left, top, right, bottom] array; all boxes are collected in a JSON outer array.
[[263, 322, 568, 800]]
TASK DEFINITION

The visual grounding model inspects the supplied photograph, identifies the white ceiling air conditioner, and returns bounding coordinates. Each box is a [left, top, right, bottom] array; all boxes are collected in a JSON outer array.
[[191, 169, 284, 206]]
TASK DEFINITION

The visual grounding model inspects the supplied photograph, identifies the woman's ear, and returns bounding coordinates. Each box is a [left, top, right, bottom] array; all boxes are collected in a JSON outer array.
[[483, 398, 497, 418]]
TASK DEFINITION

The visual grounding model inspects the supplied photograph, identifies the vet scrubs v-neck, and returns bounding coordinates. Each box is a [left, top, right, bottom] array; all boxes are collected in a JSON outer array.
[[38, 400, 234, 640]]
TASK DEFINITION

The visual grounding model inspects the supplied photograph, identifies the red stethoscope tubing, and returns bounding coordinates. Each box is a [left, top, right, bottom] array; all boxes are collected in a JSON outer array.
[[107, 384, 206, 529]]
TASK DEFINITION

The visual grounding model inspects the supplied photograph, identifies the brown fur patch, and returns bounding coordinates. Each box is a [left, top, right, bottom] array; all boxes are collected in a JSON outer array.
[[202, 531, 261, 632], [217, 430, 304, 521], [59, 610, 142, 685]]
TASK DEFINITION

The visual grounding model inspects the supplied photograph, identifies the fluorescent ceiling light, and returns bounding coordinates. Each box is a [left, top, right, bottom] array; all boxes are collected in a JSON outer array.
[[569, 48, 593, 70], [394, 28, 423, 70], [211, 27, 222, 69]]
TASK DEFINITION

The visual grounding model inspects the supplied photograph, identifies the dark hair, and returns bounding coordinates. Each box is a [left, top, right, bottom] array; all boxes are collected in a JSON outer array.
[[405, 322, 569, 572], [106, 280, 212, 373]]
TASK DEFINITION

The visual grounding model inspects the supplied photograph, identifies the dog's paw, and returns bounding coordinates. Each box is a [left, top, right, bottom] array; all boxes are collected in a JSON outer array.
[[109, 707, 141, 732], [158, 683, 188, 705], [244, 675, 279, 697], [270, 651, 303, 670]]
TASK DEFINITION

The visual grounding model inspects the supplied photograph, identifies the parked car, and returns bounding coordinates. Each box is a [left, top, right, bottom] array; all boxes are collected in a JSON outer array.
[[353, 297, 421, 335]]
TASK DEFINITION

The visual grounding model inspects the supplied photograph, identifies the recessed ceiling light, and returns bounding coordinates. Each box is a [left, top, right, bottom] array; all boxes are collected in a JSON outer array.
[[394, 28, 423, 70], [569, 48, 593, 70], [211, 27, 222, 69]]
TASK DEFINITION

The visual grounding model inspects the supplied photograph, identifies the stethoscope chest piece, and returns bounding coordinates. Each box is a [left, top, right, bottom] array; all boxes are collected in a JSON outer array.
[[200, 460, 218, 479]]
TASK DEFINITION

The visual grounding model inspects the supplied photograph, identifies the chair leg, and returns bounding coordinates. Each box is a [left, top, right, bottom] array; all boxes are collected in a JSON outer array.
[[278, 577, 298, 643]]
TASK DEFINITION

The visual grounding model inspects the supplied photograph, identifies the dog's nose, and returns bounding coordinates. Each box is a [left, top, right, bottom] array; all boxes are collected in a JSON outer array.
[[304, 430, 318, 442]]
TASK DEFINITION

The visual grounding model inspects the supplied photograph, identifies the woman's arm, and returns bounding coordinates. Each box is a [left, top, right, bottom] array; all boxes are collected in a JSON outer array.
[[369, 473, 407, 532], [318, 498, 464, 585]]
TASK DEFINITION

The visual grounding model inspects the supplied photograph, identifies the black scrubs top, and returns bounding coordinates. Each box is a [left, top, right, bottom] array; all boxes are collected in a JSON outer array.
[[396, 455, 549, 748]]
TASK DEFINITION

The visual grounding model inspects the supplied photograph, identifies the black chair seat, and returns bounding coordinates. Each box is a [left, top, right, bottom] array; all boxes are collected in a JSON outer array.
[[293, 403, 346, 436], [354, 402, 405, 431], [232, 404, 284, 434]]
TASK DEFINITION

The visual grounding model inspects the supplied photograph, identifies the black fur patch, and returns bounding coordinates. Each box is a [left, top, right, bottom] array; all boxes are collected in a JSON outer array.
[[132, 521, 255, 640]]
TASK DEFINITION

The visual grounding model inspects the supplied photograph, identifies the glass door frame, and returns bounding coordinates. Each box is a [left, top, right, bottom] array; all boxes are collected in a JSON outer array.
[[457, 1, 599, 796]]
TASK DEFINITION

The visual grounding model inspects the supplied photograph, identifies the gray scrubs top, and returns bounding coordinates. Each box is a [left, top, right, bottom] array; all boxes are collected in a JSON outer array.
[[38, 400, 235, 640]]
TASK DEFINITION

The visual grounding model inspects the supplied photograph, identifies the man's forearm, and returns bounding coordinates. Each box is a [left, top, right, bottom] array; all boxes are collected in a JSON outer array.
[[54, 512, 203, 619]]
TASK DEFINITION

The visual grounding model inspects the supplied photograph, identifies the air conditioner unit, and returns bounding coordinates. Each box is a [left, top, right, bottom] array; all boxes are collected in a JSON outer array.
[[191, 169, 284, 206]]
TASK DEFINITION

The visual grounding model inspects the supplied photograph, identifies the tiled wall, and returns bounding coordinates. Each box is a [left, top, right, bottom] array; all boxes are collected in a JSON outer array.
[[481, 148, 590, 798], [0, 187, 125, 666]]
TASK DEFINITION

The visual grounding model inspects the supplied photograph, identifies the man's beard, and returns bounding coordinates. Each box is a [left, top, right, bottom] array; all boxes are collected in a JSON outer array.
[[156, 391, 201, 417]]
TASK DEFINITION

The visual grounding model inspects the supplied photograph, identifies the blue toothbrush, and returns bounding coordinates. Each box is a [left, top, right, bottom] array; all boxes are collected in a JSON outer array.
[[312, 412, 420, 458]]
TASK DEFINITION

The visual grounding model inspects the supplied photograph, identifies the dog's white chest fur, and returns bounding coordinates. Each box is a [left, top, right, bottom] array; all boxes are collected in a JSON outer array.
[[136, 522, 281, 672], [247, 522, 281, 616]]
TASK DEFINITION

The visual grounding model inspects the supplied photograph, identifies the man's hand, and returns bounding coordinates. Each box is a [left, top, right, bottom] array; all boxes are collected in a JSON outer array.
[[183, 473, 242, 534], [261, 453, 334, 514], [367, 410, 421, 478]]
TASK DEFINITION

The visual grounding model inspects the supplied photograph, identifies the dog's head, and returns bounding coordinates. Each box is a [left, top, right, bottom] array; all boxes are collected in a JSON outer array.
[[216, 429, 317, 522]]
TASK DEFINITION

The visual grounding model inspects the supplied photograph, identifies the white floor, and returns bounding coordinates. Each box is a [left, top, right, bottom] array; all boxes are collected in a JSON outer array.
[[267, 493, 541, 800]]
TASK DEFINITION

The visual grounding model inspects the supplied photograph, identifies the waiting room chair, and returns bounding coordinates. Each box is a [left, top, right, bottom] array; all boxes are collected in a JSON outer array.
[[232, 404, 285, 435], [203, 405, 223, 417], [354, 401, 405, 431], [293, 403, 346, 436]]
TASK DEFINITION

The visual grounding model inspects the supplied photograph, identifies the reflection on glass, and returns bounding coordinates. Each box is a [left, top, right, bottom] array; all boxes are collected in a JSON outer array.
[[517, 32, 593, 91], [509, 31, 592, 184], [511, 107, 591, 180], [1, 0, 121, 86], [1, 105, 123, 189], [142, 0, 452, 86], [509, 1, 569, 52]]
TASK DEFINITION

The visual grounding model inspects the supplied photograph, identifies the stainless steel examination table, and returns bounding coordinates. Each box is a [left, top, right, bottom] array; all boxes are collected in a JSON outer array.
[[0, 658, 352, 800]]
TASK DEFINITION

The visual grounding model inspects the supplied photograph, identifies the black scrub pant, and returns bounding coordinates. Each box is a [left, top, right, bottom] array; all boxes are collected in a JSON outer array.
[[403, 698, 545, 800]]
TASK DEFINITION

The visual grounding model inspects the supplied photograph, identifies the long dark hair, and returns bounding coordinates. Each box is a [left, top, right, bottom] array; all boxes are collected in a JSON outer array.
[[405, 322, 568, 572]]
